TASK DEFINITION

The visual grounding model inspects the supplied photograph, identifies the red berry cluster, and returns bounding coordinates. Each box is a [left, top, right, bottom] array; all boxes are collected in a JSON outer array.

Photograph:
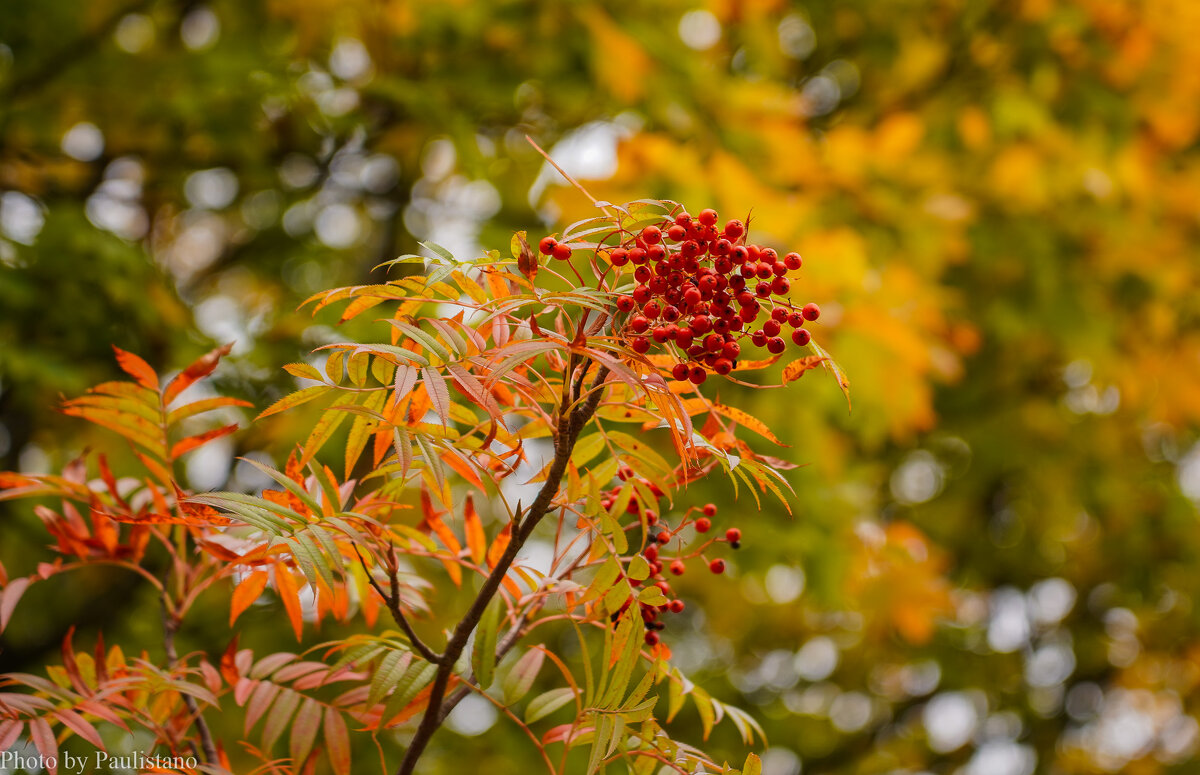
[[600, 473, 743, 645], [543, 208, 821, 383]]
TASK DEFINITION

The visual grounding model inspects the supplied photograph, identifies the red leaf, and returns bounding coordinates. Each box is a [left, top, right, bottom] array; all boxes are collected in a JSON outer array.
[[112, 345, 159, 391], [171, 423, 239, 459], [164, 343, 234, 404], [220, 637, 241, 685], [54, 708, 105, 748], [29, 717, 58, 773], [324, 706, 352, 775], [61, 627, 88, 694], [0, 720, 23, 752], [230, 571, 269, 626], [0, 576, 30, 633], [289, 697, 322, 768]]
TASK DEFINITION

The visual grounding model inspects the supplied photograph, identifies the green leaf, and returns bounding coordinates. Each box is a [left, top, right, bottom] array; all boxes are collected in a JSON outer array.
[[471, 597, 502, 690], [421, 240, 457, 265], [525, 687, 576, 724]]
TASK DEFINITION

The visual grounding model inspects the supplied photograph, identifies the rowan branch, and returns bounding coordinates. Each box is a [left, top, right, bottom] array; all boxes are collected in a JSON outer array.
[[355, 544, 444, 666], [395, 366, 609, 775], [161, 603, 218, 766]]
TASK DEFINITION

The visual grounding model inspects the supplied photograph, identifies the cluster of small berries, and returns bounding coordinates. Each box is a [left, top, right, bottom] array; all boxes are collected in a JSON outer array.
[[540, 208, 819, 384], [601, 473, 742, 645]]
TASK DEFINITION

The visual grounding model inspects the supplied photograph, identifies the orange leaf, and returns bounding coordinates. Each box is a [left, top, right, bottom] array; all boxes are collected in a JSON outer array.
[[711, 403, 786, 446], [781, 356, 827, 385], [230, 571, 269, 625], [163, 343, 233, 404], [487, 522, 512, 569], [171, 423, 238, 459], [274, 564, 304, 641], [464, 495, 486, 565], [112, 346, 159, 391]]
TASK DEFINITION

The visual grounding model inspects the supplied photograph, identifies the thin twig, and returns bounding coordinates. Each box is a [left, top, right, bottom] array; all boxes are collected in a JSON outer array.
[[354, 544, 443, 665], [525, 135, 617, 221]]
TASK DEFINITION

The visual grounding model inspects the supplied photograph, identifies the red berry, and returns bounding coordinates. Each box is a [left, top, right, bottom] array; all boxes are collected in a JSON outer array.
[[644, 301, 661, 319], [645, 631, 660, 646], [724, 220, 745, 240], [674, 212, 693, 227], [652, 326, 671, 343], [772, 277, 790, 295], [644, 544, 659, 562], [791, 328, 812, 346], [641, 225, 662, 244], [703, 504, 718, 517], [629, 248, 648, 265], [656, 531, 671, 544], [630, 315, 649, 333], [803, 303, 821, 321], [667, 224, 686, 241], [695, 516, 712, 532], [632, 337, 651, 353], [617, 295, 635, 312], [788, 311, 806, 328], [671, 362, 689, 381], [712, 238, 732, 255], [709, 558, 726, 574], [771, 307, 789, 323], [670, 560, 686, 576], [688, 366, 707, 384], [645, 510, 658, 525], [721, 341, 741, 360], [756, 263, 774, 280], [669, 599, 685, 613], [763, 320, 781, 337], [773, 262, 788, 277], [552, 243, 573, 261], [784, 252, 802, 270], [767, 337, 786, 354], [610, 247, 629, 266], [756, 282, 773, 299], [647, 244, 667, 262], [539, 236, 557, 255], [713, 358, 733, 375], [726, 528, 741, 543], [751, 330, 768, 347], [698, 208, 718, 226], [731, 245, 750, 263]]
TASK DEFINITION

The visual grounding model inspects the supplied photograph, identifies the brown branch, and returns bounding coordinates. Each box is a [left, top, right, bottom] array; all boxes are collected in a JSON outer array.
[[395, 366, 610, 775], [355, 544, 444, 665], [161, 604, 217, 766]]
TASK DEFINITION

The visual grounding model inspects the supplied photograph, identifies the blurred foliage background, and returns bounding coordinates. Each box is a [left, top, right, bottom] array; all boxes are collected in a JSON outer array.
[[3, 0, 1200, 773]]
